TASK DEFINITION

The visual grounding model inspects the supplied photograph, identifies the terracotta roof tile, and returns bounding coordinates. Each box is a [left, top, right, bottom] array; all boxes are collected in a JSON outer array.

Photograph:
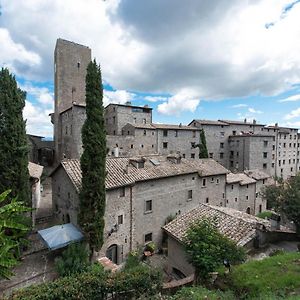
[[244, 169, 271, 181], [226, 173, 256, 185], [163, 204, 270, 246], [60, 156, 229, 191]]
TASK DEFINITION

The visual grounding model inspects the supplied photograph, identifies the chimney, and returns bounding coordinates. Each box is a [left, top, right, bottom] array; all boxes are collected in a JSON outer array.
[[114, 144, 119, 157], [244, 118, 247, 123], [144, 104, 149, 108], [179, 123, 182, 127], [275, 123, 278, 127], [253, 119, 256, 124], [125, 101, 132, 106]]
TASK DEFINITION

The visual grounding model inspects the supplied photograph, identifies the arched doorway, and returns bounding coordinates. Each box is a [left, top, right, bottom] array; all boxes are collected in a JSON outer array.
[[66, 214, 70, 223], [106, 244, 118, 264], [246, 207, 251, 214]]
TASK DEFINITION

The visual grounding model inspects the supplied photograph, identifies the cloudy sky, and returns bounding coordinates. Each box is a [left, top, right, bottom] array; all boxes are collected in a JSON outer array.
[[1, 0, 300, 137]]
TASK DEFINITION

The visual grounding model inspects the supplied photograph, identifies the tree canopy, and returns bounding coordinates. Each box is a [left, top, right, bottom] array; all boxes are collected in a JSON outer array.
[[183, 218, 245, 282], [261, 175, 300, 232], [0, 68, 29, 206], [198, 129, 209, 159], [79, 60, 106, 255], [0, 190, 31, 279]]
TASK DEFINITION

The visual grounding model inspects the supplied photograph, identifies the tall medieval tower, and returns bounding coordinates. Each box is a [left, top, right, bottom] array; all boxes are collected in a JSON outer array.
[[54, 39, 91, 162]]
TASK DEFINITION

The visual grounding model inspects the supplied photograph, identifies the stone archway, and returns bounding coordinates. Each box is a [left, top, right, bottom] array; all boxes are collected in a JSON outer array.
[[106, 244, 118, 264]]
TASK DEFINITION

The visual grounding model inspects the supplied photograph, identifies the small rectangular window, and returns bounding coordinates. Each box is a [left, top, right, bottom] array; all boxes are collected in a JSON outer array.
[[120, 187, 125, 197], [144, 233, 152, 243], [145, 200, 152, 213], [202, 178, 206, 187], [209, 153, 213, 158], [191, 153, 195, 159], [205, 197, 209, 203], [188, 190, 193, 200], [118, 215, 123, 225], [163, 142, 168, 149], [163, 129, 168, 137], [220, 142, 224, 148]]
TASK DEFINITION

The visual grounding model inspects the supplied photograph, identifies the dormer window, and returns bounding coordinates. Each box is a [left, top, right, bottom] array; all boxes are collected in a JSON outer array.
[[130, 158, 145, 169]]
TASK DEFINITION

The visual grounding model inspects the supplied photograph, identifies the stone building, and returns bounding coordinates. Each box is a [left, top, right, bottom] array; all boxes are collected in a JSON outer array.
[[104, 103, 152, 135], [189, 119, 300, 179], [261, 125, 299, 179], [54, 39, 91, 162], [163, 204, 295, 277], [51, 156, 229, 263], [244, 169, 274, 215], [27, 134, 54, 166], [118, 123, 200, 158], [189, 119, 265, 169], [228, 134, 274, 175]]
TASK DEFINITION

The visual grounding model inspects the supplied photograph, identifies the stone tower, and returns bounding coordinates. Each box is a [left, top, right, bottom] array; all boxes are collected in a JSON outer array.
[[54, 39, 91, 162]]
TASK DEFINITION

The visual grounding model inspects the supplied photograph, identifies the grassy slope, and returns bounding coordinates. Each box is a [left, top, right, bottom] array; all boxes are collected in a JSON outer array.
[[227, 252, 300, 299]]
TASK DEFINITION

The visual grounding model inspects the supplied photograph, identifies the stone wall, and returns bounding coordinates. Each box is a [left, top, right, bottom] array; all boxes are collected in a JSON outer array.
[[54, 39, 91, 162], [105, 104, 152, 135]]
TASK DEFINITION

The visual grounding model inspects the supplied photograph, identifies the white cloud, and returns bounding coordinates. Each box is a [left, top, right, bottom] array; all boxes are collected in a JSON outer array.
[[1, 0, 300, 119], [157, 88, 200, 116], [23, 100, 53, 137], [281, 121, 300, 128], [0, 28, 41, 77], [232, 104, 248, 108], [103, 89, 135, 106], [19, 82, 54, 107], [284, 107, 300, 120], [248, 107, 263, 114], [278, 94, 300, 102], [144, 96, 168, 102]]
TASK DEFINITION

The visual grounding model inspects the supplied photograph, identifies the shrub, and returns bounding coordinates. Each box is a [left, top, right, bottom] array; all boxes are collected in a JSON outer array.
[[145, 241, 156, 253], [8, 262, 162, 300], [256, 211, 273, 219], [124, 250, 141, 270], [55, 242, 90, 277]]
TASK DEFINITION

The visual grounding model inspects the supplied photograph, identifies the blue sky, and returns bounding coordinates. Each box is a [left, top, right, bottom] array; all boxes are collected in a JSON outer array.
[[1, 0, 300, 137]]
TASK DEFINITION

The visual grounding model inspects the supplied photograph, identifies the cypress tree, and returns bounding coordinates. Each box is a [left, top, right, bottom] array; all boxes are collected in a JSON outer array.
[[198, 129, 209, 159], [0, 68, 29, 206], [79, 60, 106, 255]]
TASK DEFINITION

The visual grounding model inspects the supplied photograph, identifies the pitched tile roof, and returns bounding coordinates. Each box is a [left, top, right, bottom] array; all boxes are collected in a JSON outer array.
[[152, 124, 200, 131], [244, 169, 270, 181], [191, 119, 229, 126], [58, 156, 229, 191], [219, 119, 265, 126], [226, 173, 256, 185], [163, 204, 270, 247], [28, 162, 44, 179]]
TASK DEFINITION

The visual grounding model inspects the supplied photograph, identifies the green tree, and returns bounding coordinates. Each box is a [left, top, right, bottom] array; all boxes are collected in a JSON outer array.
[[261, 183, 283, 210], [281, 174, 300, 232], [197, 129, 209, 158], [0, 68, 29, 206], [79, 60, 106, 257], [0, 190, 31, 279], [55, 242, 90, 277], [183, 218, 245, 282]]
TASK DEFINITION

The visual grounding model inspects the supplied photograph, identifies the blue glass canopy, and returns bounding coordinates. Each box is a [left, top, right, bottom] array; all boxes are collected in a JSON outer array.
[[38, 223, 84, 250]]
